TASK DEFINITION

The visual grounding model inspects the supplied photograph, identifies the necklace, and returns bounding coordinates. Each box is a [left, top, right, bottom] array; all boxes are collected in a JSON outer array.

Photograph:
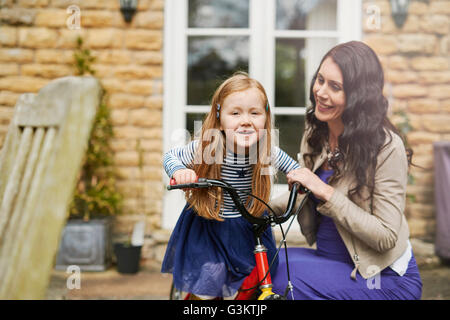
[[325, 140, 343, 167]]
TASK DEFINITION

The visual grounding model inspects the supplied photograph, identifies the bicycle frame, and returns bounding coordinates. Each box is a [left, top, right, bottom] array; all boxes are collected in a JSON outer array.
[[167, 178, 308, 300]]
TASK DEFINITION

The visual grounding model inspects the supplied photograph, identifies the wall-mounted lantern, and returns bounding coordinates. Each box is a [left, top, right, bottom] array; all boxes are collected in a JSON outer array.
[[120, 0, 138, 23], [390, 0, 410, 28]]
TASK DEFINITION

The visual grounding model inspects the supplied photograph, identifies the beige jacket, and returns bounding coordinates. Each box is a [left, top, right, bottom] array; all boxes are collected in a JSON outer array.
[[270, 130, 410, 279]]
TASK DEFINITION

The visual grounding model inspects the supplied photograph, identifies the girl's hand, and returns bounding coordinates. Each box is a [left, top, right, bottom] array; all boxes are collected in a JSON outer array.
[[286, 168, 334, 202], [172, 169, 198, 185]]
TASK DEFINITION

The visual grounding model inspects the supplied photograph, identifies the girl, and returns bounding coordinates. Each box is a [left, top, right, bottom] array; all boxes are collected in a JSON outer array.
[[161, 72, 300, 299]]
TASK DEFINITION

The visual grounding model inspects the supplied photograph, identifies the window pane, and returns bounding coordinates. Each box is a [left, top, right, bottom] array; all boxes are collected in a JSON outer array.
[[186, 113, 207, 138], [276, 0, 337, 30], [189, 0, 249, 28], [187, 36, 249, 105], [275, 115, 305, 184], [275, 38, 337, 107]]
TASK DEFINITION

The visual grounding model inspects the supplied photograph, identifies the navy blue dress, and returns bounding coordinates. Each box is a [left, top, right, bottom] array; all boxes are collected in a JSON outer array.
[[272, 168, 423, 300], [161, 205, 278, 298]]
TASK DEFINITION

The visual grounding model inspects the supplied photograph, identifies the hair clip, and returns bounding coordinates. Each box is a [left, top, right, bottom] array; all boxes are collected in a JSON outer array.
[[216, 103, 221, 119]]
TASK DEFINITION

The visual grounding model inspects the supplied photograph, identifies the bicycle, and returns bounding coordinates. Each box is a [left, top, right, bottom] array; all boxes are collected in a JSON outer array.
[[166, 178, 310, 300]]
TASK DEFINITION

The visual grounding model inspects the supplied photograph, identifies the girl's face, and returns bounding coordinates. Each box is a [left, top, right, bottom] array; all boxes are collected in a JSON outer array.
[[313, 57, 346, 126], [219, 87, 267, 152]]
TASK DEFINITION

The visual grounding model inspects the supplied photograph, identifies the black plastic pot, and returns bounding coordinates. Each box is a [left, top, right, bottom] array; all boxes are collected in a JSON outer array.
[[114, 243, 142, 274]]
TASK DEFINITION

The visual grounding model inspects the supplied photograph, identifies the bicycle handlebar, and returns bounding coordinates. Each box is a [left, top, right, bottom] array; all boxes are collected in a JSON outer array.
[[167, 178, 309, 226]]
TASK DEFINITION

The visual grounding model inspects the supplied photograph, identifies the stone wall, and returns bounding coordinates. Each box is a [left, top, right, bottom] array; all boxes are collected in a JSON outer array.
[[0, 0, 166, 265], [363, 0, 450, 240]]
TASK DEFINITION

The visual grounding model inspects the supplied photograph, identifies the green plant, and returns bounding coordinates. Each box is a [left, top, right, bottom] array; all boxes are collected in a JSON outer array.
[[69, 36, 122, 220]]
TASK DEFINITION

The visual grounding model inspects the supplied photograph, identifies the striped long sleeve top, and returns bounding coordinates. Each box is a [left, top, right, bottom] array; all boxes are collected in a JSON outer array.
[[163, 140, 300, 218]]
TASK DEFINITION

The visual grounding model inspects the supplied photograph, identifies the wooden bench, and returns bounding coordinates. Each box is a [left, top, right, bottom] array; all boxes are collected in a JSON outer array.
[[0, 76, 102, 299]]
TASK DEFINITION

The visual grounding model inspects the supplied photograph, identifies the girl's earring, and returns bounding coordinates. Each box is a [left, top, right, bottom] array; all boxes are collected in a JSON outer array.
[[266, 103, 269, 111], [216, 103, 221, 119]]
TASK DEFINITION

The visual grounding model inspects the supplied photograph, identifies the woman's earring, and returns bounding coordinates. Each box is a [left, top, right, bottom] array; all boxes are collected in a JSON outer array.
[[216, 103, 221, 119], [266, 102, 269, 111]]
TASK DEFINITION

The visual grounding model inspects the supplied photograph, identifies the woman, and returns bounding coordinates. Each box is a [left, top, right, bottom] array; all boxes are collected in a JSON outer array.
[[270, 41, 422, 300]]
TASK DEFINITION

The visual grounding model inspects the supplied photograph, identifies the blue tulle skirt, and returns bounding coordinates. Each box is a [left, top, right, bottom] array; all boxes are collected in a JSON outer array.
[[161, 204, 279, 298]]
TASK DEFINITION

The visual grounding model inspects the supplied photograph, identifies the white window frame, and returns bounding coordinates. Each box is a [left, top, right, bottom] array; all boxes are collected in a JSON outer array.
[[162, 0, 362, 230]]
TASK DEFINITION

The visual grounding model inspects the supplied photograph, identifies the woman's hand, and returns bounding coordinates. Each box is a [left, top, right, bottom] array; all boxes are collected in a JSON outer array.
[[172, 169, 198, 185], [286, 168, 335, 202]]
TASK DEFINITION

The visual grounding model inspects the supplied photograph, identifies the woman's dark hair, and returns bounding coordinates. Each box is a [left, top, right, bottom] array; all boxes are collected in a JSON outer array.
[[304, 41, 412, 203]]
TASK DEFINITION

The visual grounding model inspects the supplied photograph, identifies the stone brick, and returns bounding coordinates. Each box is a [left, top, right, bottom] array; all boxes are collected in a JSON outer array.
[[0, 49, 33, 63], [420, 15, 449, 35], [364, 35, 397, 55], [410, 57, 449, 71], [140, 139, 163, 152], [410, 155, 433, 169], [142, 128, 162, 140], [93, 50, 131, 65], [443, 99, 450, 113], [17, 0, 49, 7], [129, 109, 161, 127], [124, 30, 162, 50], [108, 93, 145, 109], [402, 15, 421, 33], [144, 96, 163, 109], [410, 171, 433, 186], [80, 10, 116, 28], [115, 151, 139, 166], [21, 63, 72, 78], [110, 109, 129, 126], [86, 28, 123, 49], [392, 84, 427, 98], [441, 36, 450, 55], [408, 99, 440, 114], [110, 138, 137, 152], [429, 85, 450, 99], [142, 166, 162, 180], [406, 203, 435, 219], [0, 76, 48, 93], [132, 51, 163, 65], [411, 143, 433, 157], [0, 26, 17, 46], [56, 29, 87, 49], [430, 1, 450, 14], [143, 152, 162, 166], [408, 1, 429, 15], [422, 114, 450, 133], [115, 166, 140, 180], [124, 80, 154, 95], [77, 0, 119, 9], [114, 126, 142, 139], [18, 27, 58, 48], [133, 11, 164, 29], [418, 72, 450, 85], [35, 49, 74, 64], [112, 65, 162, 80], [408, 218, 430, 238], [0, 64, 19, 76], [388, 55, 409, 70], [0, 91, 20, 106], [34, 9, 67, 27], [0, 8, 36, 25], [386, 70, 417, 84], [407, 131, 441, 145], [0, 105, 13, 125], [397, 34, 437, 54]]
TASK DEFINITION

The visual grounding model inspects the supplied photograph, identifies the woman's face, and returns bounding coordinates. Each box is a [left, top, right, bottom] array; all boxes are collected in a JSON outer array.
[[313, 57, 346, 126]]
